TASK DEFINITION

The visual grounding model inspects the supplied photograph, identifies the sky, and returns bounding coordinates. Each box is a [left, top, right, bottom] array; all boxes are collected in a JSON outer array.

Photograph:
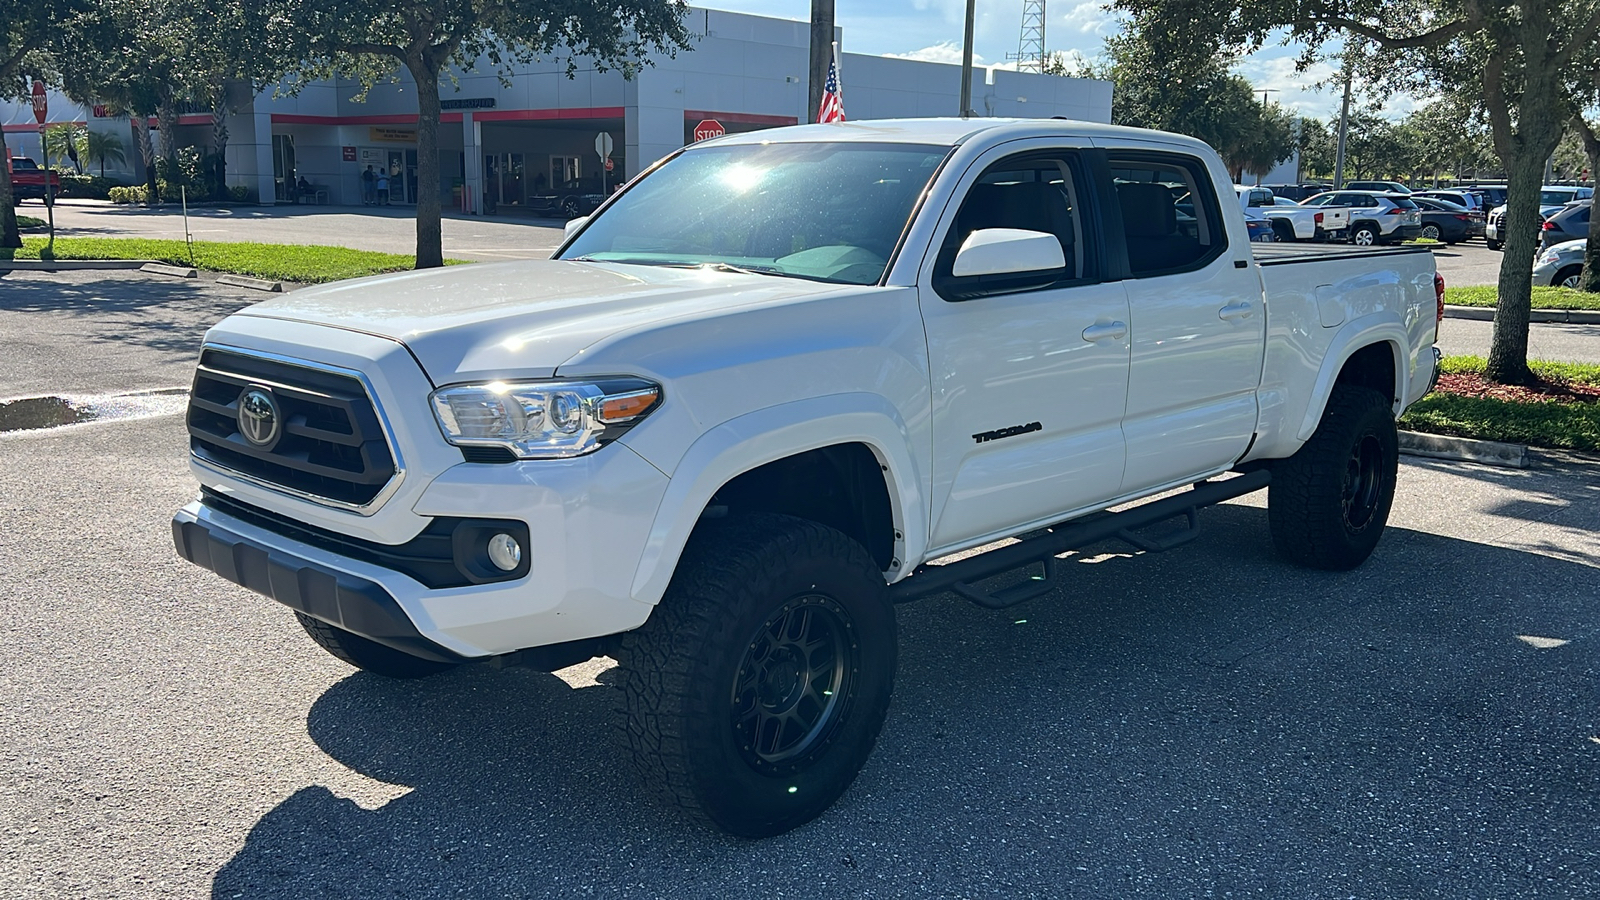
[[701, 1, 1409, 121]]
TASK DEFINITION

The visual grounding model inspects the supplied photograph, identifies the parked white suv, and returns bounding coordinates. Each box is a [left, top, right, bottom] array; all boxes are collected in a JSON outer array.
[[173, 118, 1442, 837], [1302, 191, 1423, 245]]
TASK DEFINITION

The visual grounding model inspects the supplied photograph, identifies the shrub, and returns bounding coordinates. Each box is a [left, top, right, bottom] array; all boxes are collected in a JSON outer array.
[[107, 185, 149, 204], [56, 174, 118, 200], [228, 184, 253, 203]]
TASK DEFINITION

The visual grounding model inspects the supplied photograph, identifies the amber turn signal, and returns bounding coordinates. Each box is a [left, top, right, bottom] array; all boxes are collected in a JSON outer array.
[[599, 388, 660, 423]]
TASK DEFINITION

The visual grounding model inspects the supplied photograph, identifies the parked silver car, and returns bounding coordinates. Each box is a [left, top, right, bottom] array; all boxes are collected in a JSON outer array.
[[1532, 239, 1587, 287], [1486, 186, 1595, 250]]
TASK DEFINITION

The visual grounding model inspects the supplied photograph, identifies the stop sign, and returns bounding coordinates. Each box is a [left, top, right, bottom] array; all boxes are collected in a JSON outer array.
[[31, 80, 47, 125], [604, 157, 615, 172], [693, 119, 725, 142]]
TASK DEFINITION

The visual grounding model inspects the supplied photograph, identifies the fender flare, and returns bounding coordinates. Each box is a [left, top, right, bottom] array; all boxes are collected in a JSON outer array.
[[1295, 313, 1410, 442], [627, 393, 928, 607]]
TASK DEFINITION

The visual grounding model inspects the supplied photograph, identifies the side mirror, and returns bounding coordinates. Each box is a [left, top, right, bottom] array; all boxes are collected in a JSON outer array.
[[951, 228, 1065, 278], [563, 216, 589, 239]]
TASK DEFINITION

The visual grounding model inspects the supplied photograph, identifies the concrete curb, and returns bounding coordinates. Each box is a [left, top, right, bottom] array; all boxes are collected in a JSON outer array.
[[1443, 304, 1600, 324], [1399, 430, 1528, 468], [0, 259, 153, 271], [215, 274, 283, 293], [140, 263, 198, 279]]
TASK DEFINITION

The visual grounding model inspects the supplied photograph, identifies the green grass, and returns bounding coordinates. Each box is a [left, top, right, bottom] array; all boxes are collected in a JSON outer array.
[[1, 237, 465, 284], [1436, 354, 1600, 385], [1443, 285, 1600, 311], [1400, 355, 1600, 451]]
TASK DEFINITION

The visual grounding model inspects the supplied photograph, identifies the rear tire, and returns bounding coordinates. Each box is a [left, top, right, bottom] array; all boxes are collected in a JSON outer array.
[[616, 514, 896, 837], [1268, 386, 1399, 571], [294, 612, 458, 679], [1420, 224, 1441, 241], [1351, 224, 1379, 246]]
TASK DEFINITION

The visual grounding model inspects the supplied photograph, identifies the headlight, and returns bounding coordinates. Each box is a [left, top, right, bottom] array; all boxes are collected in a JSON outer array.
[[430, 377, 661, 458]]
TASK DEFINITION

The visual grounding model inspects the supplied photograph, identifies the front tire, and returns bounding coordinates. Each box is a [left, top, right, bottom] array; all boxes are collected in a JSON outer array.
[[295, 612, 458, 679], [1268, 386, 1399, 571], [1487, 238, 1503, 251], [616, 514, 896, 837], [1554, 265, 1583, 289]]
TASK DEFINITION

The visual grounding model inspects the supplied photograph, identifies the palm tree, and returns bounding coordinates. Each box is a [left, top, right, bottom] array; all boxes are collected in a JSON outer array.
[[85, 129, 126, 180], [43, 124, 86, 174]]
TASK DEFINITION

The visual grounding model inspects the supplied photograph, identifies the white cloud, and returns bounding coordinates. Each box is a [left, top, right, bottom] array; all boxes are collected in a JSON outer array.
[[1060, 2, 1120, 36], [1234, 54, 1340, 119], [887, 41, 986, 66]]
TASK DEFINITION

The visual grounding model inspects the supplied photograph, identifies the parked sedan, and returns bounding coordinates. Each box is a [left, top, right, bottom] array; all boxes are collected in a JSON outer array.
[[527, 176, 607, 218], [1532, 239, 1586, 288], [1540, 199, 1591, 248], [1409, 196, 1477, 243]]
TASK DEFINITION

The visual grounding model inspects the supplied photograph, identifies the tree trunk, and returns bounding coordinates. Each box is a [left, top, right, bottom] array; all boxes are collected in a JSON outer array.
[[407, 54, 445, 269], [157, 100, 180, 198], [0, 127, 20, 249], [1481, 8, 1565, 387], [133, 116, 158, 204], [1573, 119, 1600, 293], [212, 85, 231, 202]]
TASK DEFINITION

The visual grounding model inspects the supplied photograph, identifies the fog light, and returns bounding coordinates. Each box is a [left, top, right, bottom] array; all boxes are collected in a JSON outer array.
[[487, 533, 522, 571]]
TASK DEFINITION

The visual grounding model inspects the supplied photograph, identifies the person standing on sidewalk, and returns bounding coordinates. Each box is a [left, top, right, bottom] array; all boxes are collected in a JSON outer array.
[[376, 169, 390, 206], [361, 165, 375, 205]]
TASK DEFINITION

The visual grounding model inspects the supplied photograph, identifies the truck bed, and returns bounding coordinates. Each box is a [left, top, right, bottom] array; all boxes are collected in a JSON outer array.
[[1251, 242, 1433, 266]]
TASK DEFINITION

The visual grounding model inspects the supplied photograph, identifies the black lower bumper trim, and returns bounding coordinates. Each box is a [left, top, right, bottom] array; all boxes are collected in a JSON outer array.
[[172, 511, 468, 664]]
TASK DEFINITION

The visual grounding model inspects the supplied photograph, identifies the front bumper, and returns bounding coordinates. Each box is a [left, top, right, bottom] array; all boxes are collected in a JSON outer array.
[[173, 507, 467, 662], [175, 438, 671, 658]]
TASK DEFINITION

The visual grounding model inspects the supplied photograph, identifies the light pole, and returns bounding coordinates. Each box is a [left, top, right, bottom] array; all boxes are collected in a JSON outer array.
[[959, 0, 977, 117]]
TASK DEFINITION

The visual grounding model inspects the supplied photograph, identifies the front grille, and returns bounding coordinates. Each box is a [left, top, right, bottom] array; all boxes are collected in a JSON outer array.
[[188, 349, 398, 508]]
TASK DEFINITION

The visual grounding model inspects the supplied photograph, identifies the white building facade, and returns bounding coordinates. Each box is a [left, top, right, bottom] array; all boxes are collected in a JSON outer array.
[[4, 8, 1111, 212]]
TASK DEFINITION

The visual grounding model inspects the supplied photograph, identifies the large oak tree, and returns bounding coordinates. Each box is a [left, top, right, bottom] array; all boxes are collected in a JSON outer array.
[[1113, 0, 1600, 384], [270, 0, 694, 268]]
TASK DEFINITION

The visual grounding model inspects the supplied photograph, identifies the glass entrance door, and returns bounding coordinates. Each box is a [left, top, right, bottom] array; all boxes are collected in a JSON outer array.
[[385, 149, 419, 204], [551, 155, 579, 187], [483, 153, 526, 207]]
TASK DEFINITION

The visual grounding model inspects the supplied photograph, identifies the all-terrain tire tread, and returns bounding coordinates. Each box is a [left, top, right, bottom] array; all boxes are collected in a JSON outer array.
[[613, 514, 891, 828], [1268, 385, 1397, 570]]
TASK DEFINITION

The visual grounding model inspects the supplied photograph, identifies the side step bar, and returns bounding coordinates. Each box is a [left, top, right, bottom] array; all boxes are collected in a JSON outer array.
[[888, 470, 1272, 608]]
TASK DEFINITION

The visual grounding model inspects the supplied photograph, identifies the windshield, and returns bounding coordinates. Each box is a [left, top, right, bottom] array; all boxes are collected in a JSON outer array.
[[561, 141, 949, 285]]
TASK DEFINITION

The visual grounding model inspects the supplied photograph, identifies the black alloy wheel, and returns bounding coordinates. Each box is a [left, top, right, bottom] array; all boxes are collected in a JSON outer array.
[[732, 595, 858, 774], [1341, 434, 1386, 533]]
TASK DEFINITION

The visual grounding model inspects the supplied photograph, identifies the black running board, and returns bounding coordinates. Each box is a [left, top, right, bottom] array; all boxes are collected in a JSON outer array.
[[888, 470, 1272, 608]]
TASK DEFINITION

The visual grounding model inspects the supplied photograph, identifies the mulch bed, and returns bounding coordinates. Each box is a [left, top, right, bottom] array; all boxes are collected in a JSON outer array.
[[1434, 372, 1600, 405]]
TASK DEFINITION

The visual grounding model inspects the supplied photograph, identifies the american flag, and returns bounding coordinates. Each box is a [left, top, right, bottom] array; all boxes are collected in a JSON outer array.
[[817, 57, 845, 124]]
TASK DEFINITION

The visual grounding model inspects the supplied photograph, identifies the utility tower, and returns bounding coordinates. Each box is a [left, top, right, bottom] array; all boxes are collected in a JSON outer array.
[[1012, 0, 1048, 73]]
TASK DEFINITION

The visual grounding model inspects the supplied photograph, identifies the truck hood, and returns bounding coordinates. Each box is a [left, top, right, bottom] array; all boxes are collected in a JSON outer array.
[[234, 260, 846, 383]]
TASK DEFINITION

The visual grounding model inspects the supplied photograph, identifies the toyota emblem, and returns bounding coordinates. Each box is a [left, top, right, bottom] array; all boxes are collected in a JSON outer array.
[[237, 388, 281, 448]]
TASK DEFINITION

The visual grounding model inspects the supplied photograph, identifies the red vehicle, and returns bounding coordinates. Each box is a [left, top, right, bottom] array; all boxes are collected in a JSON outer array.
[[6, 157, 61, 205]]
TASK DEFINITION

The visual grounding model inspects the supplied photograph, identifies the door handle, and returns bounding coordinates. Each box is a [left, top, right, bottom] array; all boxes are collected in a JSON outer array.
[[1218, 302, 1254, 321], [1081, 321, 1127, 342]]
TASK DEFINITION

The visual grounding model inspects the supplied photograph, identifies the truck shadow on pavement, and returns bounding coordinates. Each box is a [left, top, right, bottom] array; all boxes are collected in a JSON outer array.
[[0, 271, 258, 359], [213, 504, 1600, 899]]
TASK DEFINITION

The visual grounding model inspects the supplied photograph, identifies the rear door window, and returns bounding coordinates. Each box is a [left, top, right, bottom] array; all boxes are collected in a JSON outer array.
[[1108, 154, 1226, 277]]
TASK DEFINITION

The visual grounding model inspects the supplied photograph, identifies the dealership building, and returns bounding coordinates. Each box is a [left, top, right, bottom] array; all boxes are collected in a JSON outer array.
[[4, 7, 1111, 213]]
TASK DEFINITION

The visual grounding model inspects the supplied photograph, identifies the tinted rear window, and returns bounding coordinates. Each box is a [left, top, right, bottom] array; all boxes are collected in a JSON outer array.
[[1391, 198, 1418, 209]]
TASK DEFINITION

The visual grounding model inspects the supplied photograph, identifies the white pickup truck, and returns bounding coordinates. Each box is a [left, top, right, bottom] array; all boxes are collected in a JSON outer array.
[[172, 118, 1443, 838], [1238, 185, 1350, 241]]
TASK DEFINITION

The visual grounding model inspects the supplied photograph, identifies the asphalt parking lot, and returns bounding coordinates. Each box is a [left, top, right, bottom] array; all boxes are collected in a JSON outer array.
[[2, 271, 1598, 898]]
